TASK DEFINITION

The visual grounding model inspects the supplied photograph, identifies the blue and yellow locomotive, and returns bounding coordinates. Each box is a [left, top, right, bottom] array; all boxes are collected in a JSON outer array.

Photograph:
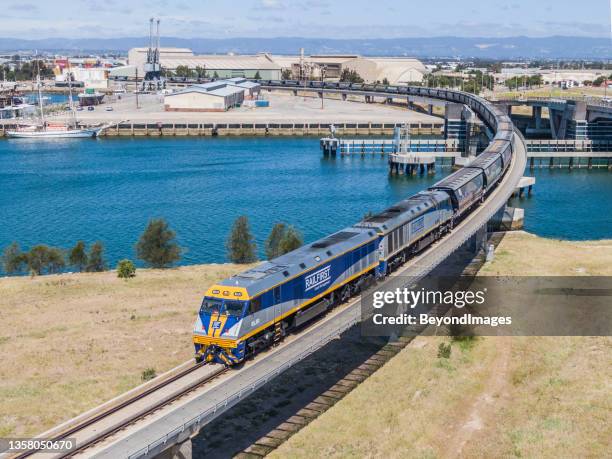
[[194, 227, 379, 364]]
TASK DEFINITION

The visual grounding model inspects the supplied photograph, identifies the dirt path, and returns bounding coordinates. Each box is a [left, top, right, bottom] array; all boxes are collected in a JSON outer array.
[[442, 337, 512, 459]]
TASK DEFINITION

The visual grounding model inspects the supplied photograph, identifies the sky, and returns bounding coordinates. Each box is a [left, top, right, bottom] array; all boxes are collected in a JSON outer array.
[[2, 0, 612, 39]]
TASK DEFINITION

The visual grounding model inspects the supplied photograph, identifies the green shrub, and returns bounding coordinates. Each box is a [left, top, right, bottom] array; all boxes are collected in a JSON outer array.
[[117, 259, 136, 279], [437, 342, 452, 359], [141, 368, 156, 381]]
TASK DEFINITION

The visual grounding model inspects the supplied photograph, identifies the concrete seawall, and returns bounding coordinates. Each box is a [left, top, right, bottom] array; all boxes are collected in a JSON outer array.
[[0, 121, 444, 137]]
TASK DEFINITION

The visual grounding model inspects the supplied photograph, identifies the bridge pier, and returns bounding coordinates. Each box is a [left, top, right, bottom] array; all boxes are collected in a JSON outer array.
[[428, 104, 434, 115], [444, 103, 479, 155], [320, 137, 339, 156], [157, 438, 192, 459], [533, 106, 542, 130]]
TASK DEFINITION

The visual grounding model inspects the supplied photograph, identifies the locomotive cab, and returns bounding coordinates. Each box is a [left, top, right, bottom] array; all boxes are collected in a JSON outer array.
[[193, 288, 249, 365]]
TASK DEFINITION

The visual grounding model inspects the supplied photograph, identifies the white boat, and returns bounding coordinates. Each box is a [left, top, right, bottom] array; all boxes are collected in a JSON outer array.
[[6, 124, 102, 138], [7, 65, 105, 139]]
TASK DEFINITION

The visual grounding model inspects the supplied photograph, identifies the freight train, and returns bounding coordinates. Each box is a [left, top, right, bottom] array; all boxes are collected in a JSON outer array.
[[193, 84, 516, 365]]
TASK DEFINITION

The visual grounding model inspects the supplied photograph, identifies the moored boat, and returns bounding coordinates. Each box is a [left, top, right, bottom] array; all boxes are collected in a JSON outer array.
[[6, 124, 102, 138], [7, 64, 105, 139]]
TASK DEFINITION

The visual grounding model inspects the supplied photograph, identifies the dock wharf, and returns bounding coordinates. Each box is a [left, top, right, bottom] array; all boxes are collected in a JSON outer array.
[[319, 137, 460, 156], [0, 120, 444, 138], [320, 135, 612, 171]]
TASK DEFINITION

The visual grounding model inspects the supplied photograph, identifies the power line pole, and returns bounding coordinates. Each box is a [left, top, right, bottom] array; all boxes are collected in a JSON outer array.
[[320, 65, 326, 110], [135, 68, 139, 109]]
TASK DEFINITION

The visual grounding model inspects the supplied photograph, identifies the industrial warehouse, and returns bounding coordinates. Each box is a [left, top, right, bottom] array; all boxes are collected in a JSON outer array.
[[164, 78, 261, 112], [125, 48, 283, 80], [118, 47, 429, 85]]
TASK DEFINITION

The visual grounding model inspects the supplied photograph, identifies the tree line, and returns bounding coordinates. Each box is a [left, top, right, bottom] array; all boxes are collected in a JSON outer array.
[[1, 216, 304, 276], [1, 218, 182, 277], [161, 65, 262, 80], [2, 241, 106, 276], [1, 60, 56, 81], [504, 74, 544, 90]]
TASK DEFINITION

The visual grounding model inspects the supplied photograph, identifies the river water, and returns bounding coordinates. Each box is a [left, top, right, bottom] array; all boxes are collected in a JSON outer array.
[[0, 136, 610, 269]]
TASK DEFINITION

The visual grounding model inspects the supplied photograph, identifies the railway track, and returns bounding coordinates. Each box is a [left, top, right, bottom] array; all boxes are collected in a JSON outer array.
[[13, 363, 228, 459]]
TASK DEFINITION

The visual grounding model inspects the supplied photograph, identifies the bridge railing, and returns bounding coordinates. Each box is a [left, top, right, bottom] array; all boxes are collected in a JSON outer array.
[[127, 308, 360, 459]]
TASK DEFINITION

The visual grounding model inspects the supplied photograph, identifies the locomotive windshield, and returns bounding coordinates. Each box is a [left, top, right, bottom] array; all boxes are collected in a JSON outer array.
[[224, 301, 245, 317], [200, 298, 223, 315]]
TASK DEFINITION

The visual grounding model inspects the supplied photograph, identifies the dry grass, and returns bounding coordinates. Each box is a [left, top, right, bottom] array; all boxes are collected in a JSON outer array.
[[494, 87, 609, 99], [463, 336, 611, 459], [0, 263, 249, 437], [272, 232, 612, 458], [271, 335, 500, 459], [480, 231, 612, 276]]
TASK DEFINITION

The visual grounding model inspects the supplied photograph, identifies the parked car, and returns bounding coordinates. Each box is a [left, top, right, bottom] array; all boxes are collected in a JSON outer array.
[[88, 106, 94, 111], [105, 106, 114, 111]]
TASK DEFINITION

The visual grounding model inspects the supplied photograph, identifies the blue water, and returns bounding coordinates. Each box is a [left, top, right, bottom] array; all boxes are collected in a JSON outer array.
[[1, 137, 611, 271], [25, 92, 76, 105], [0, 137, 442, 268], [509, 168, 612, 239]]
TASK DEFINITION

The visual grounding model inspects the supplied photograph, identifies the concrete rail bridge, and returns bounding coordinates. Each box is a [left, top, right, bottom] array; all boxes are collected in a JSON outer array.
[[492, 96, 612, 141], [17, 86, 527, 459]]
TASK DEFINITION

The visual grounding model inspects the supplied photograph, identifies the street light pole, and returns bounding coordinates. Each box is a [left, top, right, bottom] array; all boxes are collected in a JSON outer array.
[[135, 68, 140, 109]]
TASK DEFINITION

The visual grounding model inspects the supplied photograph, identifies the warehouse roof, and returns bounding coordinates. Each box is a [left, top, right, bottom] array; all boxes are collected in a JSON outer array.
[[194, 81, 228, 91], [167, 85, 244, 98], [225, 77, 248, 83], [228, 81, 260, 89], [161, 54, 281, 70], [207, 86, 245, 97]]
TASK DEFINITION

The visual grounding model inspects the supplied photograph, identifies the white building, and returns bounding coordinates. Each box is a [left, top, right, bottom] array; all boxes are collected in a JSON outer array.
[[224, 77, 261, 98], [163, 77, 261, 111], [497, 68, 607, 86], [164, 84, 244, 112], [56, 67, 108, 89], [128, 48, 282, 80], [270, 55, 428, 84]]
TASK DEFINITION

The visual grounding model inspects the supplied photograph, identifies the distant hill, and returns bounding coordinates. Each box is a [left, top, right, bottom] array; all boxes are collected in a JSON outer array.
[[0, 36, 609, 59]]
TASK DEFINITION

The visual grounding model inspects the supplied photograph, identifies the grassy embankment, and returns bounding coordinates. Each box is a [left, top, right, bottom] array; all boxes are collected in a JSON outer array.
[[271, 232, 612, 458], [1, 231, 611, 451]]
